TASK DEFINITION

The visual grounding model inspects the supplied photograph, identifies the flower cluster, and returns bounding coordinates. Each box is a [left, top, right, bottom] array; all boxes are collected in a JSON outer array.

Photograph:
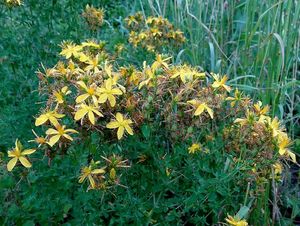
[[82, 5, 105, 30], [4, 36, 296, 200], [78, 155, 129, 190], [125, 12, 185, 52], [222, 98, 296, 182]]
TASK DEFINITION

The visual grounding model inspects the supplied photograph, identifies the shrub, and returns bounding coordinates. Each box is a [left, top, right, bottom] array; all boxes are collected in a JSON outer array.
[[1, 35, 297, 225]]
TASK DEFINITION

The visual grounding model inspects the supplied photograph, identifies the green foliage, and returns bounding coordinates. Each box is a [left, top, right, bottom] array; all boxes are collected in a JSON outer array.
[[0, 129, 262, 224], [0, 0, 299, 225], [133, 0, 300, 137]]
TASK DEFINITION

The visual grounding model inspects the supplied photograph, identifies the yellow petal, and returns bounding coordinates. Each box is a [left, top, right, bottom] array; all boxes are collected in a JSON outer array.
[[111, 88, 122, 95], [125, 125, 133, 135], [63, 134, 73, 141], [75, 108, 88, 121], [98, 87, 106, 93], [138, 81, 146, 89], [178, 74, 187, 83], [49, 117, 60, 126], [54, 113, 65, 119], [234, 118, 244, 124], [35, 115, 48, 126], [78, 175, 87, 183], [106, 121, 119, 129], [61, 86, 68, 93], [105, 78, 112, 89], [279, 148, 286, 155], [7, 150, 16, 157], [212, 81, 220, 88], [48, 135, 61, 147], [64, 129, 78, 133], [205, 106, 214, 119], [91, 168, 105, 174], [288, 151, 297, 163], [19, 156, 32, 168], [77, 81, 88, 90], [7, 157, 18, 171], [108, 95, 116, 107], [170, 72, 179, 79], [76, 93, 90, 103], [88, 111, 95, 125], [92, 109, 103, 117], [88, 175, 96, 188], [116, 113, 123, 122], [117, 126, 125, 140], [187, 99, 197, 106], [194, 104, 205, 116], [226, 97, 235, 101], [223, 84, 231, 92], [92, 96, 98, 105], [22, 149, 36, 155], [98, 94, 108, 103], [46, 128, 59, 135]]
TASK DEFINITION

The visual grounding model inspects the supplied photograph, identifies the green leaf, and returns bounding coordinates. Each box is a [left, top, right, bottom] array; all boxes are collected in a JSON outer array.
[[141, 124, 151, 139], [235, 206, 250, 219]]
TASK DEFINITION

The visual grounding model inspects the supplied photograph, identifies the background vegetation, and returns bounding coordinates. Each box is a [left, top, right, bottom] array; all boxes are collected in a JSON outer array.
[[0, 0, 299, 225]]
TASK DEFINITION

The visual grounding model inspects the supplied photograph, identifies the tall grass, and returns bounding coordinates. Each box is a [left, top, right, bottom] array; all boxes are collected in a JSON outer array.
[[136, 0, 300, 138]]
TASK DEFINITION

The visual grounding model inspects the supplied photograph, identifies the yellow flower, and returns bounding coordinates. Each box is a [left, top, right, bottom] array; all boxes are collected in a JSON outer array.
[[98, 79, 123, 107], [187, 100, 214, 119], [226, 89, 246, 107], [138, 63, 156, 89], [225, 215, 248, 226], [81, 40, 104, 49], [53, 86, 71, 105], [234, 110, 256, 126], [109, 168, 116, 180], [137, 32, 147, 40], [150, 28, 162, 37], [125, 14, 140, 26], [120, 66, 142, 86], [170, 65, 205, 83], [78, 160, 106, 189], [128, 31, 138, 45], [56, 61, 67, 75], [46, 124, 78, 147], [211, 73, 231, 92], [151, 54, 170, 71], [76, 81, 99, 104], [7, 139, 36, 171], [188, 143, 201, 154], [146, 44, 155, 52], [76, 52, 90, 63], [106, 113, 134, 140], [74, 103, 103, 125], [104, 61, 114, 78], [277, 134, 296, 163], [259, 116, 285, 138], [115, 43, 125, 54], [28, 130, 47, 147], [35, 111, 65, 127], [101, 154, 129, 169], [273, 162, 283, 175], [253, 101, 269, 116], [84, 54, 101, 73], [60, 43, 82, 59], [82, 5, 105, 30]]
